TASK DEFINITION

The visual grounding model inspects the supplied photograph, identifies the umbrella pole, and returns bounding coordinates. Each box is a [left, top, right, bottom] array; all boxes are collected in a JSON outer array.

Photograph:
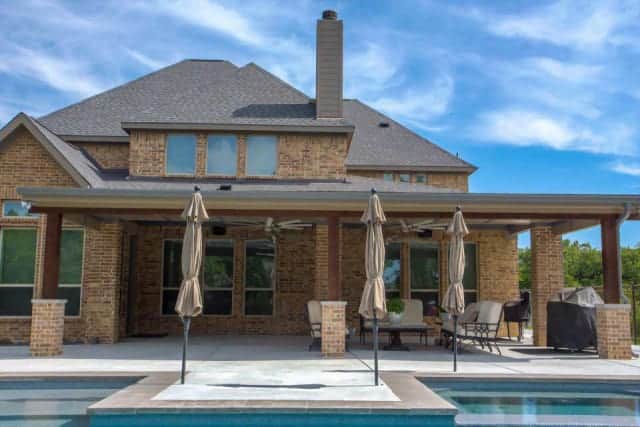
[[181, 316, 191, 384], [453, 315, 458, 372], [373, 311, 379, 386]]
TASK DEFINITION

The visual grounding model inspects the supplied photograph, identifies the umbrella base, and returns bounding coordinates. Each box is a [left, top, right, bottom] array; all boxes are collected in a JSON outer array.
[[383, 331, 410, 351]]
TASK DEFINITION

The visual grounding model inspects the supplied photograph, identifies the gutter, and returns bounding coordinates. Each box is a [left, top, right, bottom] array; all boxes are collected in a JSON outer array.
[[617, 203, 633, 303]]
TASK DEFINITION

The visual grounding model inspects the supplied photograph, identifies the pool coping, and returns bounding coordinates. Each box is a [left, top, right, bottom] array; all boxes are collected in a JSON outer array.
[[85, 372, 458, 415]]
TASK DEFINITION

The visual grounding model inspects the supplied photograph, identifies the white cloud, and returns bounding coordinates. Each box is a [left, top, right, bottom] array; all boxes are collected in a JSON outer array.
[[370, 75, 454, 127], [472, 109, 636, 156], [0, 46, 106, 97], [345, 43, 401, 97], [611, 161, 640, 176], [125, 49, 167, 70], [525, 57, 602, 83], [149, 0, 264, 47], [489, 1, 622, 49]]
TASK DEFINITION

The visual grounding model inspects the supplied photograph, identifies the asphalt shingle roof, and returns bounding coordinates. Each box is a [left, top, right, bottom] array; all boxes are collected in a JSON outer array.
[[37, 59, 473, 171]]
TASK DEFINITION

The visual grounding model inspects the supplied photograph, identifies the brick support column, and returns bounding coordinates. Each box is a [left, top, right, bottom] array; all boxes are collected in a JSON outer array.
[[531, 226, 564, 347], [30, 299, 66, 356], [314, 224, 329, 300], [327, 216, 341, 300], [321, 301, 346, 357], [596, 304, 632, 359]]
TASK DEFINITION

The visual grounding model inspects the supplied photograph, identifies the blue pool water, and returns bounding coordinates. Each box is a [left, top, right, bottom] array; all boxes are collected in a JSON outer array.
[[0, 377, 137, 427], [424, 379, 640, 426]]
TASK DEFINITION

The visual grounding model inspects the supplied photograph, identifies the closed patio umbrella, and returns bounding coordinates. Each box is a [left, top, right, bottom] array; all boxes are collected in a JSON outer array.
[[442, 206, 469, 372], [358, 188, 387, 386], [175, 186, 209, 384]]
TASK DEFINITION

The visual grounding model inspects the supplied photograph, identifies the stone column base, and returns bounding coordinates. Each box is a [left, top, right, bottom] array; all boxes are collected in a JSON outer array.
[[30, 299, 66, 357], [596, 304, 632, 360], [321, 301, 347, 357]]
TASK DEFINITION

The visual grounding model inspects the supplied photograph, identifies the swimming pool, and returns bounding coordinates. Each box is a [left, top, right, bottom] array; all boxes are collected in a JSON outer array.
[[0, 377, 138, 427], [423, 378, 640, 426]]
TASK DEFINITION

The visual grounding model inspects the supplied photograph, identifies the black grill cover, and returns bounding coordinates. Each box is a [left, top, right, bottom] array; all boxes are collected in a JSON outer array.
[[504, 291, 531, 323], [546, 301, 597, 351]]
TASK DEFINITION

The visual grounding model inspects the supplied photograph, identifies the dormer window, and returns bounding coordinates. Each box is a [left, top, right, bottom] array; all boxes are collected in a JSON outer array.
[[246, 135, 277, 176], [207, 135, 237, 176], [166, 134, 196, 175]]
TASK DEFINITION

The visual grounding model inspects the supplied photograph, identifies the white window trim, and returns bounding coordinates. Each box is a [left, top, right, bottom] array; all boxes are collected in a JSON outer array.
[[244, 135, 279, 177], [202, 238, 234, 317], [243, 239, 276, 317], [0, 227, 38, 318], [205, 134, 238, 177], [165, 133, 198, 176]]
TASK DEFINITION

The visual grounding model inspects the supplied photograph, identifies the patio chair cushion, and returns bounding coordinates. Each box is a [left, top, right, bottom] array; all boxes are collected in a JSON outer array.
[[462, 301, 502, 337], [363, 299, 427, 329], [441, 303, 479, 333]]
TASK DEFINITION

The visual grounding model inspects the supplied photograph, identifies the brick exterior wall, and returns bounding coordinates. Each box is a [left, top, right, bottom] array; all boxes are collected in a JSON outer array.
[[314, 224, 330, 300], [73, 142, 130, 170], [321, 301, 346, 356], [29, 299, 66, 356], [531, 226, 564, 347], [0, 127, 124, 344], [596, 304, 632, 359], [132, 225, 315, 335], [341, 227, 519, 336], [128, 131, 349, 179], [348, 170, 469, 192]]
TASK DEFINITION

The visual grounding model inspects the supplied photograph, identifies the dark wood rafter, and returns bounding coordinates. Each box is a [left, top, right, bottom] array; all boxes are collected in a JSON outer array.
[[327, 215, 340, 300], [601, 216, 621, 303], [42, 210, 62, 299]]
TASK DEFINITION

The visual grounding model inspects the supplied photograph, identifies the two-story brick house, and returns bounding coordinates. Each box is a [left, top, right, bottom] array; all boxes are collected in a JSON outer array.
[[0, 11, 636, 354]]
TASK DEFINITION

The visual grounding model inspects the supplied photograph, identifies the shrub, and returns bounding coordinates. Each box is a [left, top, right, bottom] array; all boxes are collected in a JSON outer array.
[[387, 297, 405, 314]]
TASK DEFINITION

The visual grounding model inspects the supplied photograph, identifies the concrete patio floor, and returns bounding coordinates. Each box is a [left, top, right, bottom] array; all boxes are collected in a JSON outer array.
[[1, 334, 639, 378]]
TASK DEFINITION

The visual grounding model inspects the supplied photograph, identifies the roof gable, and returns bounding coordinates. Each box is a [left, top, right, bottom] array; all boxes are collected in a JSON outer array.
[[0, 113, 102, 187]]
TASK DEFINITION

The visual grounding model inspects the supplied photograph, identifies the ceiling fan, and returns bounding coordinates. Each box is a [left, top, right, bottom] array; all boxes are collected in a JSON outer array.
[[398, 219, 448, 233]]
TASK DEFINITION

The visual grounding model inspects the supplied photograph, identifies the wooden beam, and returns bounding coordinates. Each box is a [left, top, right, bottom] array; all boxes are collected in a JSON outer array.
[[551, 219, 599, 235], [42, 210, 62, 299], [327, 216, 341, 300], [601, 216, 620, 303]]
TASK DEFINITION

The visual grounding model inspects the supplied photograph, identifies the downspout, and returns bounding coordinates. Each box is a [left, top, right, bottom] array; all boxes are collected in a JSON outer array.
[[616, 203, 632, 303]]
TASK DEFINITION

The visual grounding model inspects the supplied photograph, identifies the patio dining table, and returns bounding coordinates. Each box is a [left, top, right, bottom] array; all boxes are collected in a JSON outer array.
[[375, 324, 435, 351]]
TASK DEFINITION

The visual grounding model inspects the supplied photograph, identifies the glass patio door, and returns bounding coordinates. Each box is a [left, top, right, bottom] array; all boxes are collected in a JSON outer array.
[[409, 242, 440, 316]]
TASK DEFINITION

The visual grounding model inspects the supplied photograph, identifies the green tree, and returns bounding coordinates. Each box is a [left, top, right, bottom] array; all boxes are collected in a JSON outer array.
[[518, 247, 531, 289]]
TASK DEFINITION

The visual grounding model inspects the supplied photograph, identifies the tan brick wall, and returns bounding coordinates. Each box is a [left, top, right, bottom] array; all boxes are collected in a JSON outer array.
[[341, 228, 518, 335], [314, 224, 330, 300], [531, 226, 564, 347], [0, 127, 77, 343], [129, 131, 349, 179], [596, 305, 632, 359], [321, 301, 346, 356], [73, 142, 130, 170], [30, 300, 66, 356], [132, 225, 315, 335], [348, 170, 469, 192]]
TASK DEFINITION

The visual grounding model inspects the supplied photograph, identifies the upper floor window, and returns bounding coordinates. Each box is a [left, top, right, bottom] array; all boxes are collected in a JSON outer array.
[[2, 200, 37, 218], [399, 173, 410, 183], [207, 135, 237, 176], [246, 135, 277, 176], [166, 134, 196, 175], [383, 173, 393, 182], [415, 174, 427, 184]]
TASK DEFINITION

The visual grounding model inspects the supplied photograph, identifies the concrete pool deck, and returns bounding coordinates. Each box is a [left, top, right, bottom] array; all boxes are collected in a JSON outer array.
[[2, 335, 640, 426]]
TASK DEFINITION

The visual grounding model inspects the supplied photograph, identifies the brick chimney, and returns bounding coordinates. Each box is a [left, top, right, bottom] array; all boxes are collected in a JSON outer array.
[[315, 10, 343, 119]]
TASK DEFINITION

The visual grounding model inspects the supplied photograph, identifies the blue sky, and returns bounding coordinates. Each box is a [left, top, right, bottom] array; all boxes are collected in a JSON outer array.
[[1, 0, 639, 247]]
